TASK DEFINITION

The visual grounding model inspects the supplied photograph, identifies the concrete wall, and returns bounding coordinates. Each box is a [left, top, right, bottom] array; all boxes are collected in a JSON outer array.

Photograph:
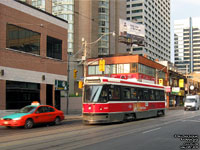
[[61, 97, 82, 115]]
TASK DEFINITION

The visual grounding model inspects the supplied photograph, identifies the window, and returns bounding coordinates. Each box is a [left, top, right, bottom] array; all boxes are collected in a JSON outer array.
[[47, 36, 62, 60], [6, 24, 40, 55], [137, 88, 143, 101], [123, 87, 131, 100], [45, 106, 55, 112], [132, 3, 143, 7], [155, 90, 161, 101], [131, 88, 137, 100], [108, 85, 121, 100], [143, 89, 149, 101], [36, 107, 45, 113], [149, 89, 155, 101], [131, 63, 138, 73]]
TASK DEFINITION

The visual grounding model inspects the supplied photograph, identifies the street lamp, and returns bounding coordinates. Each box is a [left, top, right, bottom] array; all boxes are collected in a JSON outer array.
[[81, 32, 115, 104]]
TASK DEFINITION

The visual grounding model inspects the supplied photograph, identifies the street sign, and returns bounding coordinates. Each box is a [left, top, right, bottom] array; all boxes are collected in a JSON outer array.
[[55, 80, 68, 90]]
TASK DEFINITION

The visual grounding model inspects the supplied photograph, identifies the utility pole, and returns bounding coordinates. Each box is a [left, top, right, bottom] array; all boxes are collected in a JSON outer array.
[[66, 52, 71, 114], [82, 39, 87, 108]]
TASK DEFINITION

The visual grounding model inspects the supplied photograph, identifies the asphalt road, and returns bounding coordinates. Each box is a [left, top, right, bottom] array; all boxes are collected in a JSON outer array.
[[0, 109, 200, 150]]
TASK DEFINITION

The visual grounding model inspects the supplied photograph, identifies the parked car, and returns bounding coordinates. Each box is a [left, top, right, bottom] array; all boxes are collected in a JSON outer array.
[[0, 102, 64, 129]]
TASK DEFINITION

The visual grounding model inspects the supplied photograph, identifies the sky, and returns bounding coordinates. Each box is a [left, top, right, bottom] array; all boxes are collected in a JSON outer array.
[[171, 0, 200, 62]]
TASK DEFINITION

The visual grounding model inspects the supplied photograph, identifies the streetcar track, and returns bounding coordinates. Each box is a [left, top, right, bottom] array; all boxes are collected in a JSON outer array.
[[1, 112, 200, 150]]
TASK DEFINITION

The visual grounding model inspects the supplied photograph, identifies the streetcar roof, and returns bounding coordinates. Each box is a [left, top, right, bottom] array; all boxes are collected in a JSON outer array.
[[84, 77, 164, 90]]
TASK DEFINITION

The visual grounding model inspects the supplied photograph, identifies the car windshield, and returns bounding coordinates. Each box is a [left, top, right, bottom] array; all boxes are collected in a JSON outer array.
[[186, 99, 196, 103], [17, 106, 37, 113]]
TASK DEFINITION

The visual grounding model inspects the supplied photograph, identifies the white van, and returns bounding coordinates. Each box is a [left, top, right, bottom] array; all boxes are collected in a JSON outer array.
[[184, 95, 200, 111]]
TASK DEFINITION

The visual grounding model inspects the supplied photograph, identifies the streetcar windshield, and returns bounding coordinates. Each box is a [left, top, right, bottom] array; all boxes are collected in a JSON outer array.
[[84, 85, 103, 103]]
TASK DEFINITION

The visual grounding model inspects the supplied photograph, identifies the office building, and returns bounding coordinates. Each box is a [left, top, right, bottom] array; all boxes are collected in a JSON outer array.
[[174, 17, 200, 74], [126, 0, 171, 61]]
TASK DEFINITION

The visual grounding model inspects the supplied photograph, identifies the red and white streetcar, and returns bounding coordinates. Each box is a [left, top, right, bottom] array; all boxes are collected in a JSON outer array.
[[82, 77, 166, 124]]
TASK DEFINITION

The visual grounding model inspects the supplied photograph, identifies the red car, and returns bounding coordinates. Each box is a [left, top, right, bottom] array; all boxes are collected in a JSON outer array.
[[0, 102, 64, 129]]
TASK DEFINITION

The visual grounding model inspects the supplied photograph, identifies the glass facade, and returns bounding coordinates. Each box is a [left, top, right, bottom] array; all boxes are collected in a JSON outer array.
[[98, 0, 110, 55], [6, 24, 40, 55], [88, 63, 166, 78], [52, 0, 74, 53], [47, 36, 62, 60], [32, 0, 46, 11]]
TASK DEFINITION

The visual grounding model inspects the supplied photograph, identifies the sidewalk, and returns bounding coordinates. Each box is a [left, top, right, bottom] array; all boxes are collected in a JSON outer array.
[[168, 106, 184, 110], [64, 114, 82, 121]]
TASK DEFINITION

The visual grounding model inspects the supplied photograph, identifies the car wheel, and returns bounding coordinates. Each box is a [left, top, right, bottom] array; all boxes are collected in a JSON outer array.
[[24, 119, 34, 129], [6, 126, 12, 129], [54, 117, 61, 125]]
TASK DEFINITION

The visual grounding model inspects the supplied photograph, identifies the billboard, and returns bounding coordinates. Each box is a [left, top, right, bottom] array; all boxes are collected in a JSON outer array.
[[119, 19, 145, 40]]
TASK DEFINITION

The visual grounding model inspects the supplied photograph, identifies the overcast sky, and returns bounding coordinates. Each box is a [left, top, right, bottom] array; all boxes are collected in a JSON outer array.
[[170, 0, 200, 62]]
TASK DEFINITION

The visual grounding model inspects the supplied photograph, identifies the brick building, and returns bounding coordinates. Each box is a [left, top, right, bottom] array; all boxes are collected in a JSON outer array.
[[0, 0, 68, 110]]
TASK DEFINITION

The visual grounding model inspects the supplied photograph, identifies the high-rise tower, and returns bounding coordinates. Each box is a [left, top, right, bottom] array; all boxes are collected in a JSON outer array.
[[126, 0, 171, 61], [174, 17, 200, 74]]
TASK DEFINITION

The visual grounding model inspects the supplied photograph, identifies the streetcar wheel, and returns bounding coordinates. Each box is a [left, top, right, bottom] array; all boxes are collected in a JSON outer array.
[[24, 119, 34, 129], [54, 117, 61, 125]]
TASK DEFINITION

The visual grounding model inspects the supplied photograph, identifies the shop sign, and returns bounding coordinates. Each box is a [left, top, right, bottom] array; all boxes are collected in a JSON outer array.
[[55, 80, 68, 90], [165, 86, 171, 93], [172, 87, 180, 94]]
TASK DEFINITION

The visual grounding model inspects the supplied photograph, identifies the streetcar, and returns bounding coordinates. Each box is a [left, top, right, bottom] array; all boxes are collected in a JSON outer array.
[[82, 77, 166, 124]]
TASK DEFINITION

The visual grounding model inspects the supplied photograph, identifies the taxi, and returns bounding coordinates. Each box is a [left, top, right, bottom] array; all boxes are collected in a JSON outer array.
[[0, 102, 64, 129]]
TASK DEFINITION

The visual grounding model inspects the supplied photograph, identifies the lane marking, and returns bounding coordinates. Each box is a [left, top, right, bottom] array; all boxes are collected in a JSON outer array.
[[142, 127, 161, 134], [182, 120, 200, 123]]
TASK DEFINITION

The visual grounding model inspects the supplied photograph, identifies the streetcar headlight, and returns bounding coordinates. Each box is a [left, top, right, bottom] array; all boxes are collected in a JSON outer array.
[[88, 106, 91, 110], [0, 118, 3, 120]]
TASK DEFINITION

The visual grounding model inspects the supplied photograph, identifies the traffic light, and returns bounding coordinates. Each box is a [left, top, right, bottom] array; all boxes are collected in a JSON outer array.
[[99, 59, 105, 72], [78, 81, 83, 89], [159, 79, 163, 86], [73, 69, 78, 79]]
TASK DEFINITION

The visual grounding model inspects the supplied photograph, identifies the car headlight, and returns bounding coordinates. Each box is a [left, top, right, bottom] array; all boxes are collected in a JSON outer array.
[[13, 118, 21, 120]]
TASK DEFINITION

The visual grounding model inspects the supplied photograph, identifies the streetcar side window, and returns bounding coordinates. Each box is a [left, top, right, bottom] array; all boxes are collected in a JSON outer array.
[[160, 90, 165, 101], [149, 89, 156, 101], [155, 90, 161, 101], [108, 85, 121, 101], [99, 85, 108, 103], [143, 88, 149, 101], [131, 87, 138, 101], [122, 87, 131, 100], [137, 88, 143, 101]]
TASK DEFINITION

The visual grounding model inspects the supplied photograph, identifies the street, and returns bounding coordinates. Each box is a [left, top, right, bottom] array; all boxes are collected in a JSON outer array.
[[0, 109, 200, 150]]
